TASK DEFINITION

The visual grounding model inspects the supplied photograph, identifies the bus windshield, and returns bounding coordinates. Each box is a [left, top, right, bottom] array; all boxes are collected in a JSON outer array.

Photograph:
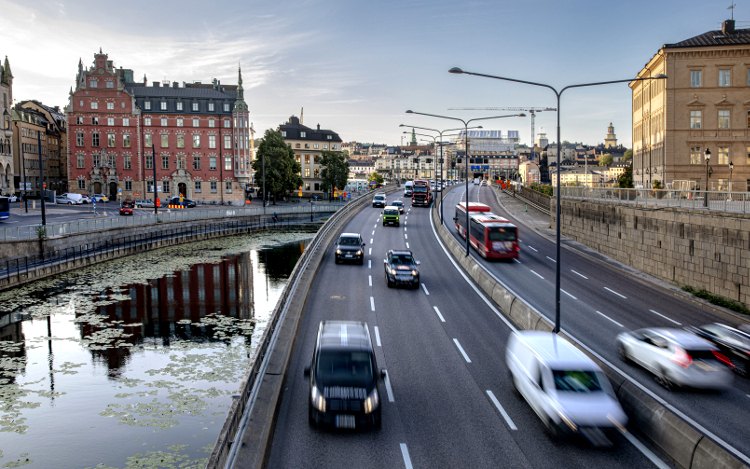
[[488, 227, 516, 241]]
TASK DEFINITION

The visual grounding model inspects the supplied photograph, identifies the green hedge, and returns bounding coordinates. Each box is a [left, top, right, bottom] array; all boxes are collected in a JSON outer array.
[[529, 183, 553, 197], [682, 285, 750, 316]]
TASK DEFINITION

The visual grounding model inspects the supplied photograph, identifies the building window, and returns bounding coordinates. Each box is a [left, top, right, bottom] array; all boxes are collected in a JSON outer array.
[[747, 110, 750, 128], [177, 102, 183, 111], [718, 146, 729, 165], [92, 117, 99, 125], [162, 180, 170, 194], [162, 155, 169, 169], [122, 117, 129, 126], [300, 131, 306, 138], [718, 110, 731, 129], [304, 168, 310, 177], [177, 155, 185, 170], [91, 101, 98, 110], [89, 79, 97, 88], [107, 102, 114, 110], [208, 118, 215, 128], [208, 135, 216, 149], [690, 146, 702, 164], [77, 154, 84, 168], [161, 118, 168, 126], [208, 103, 215, 112], [193, 118, 200, 127], [224, 135, 231, 149], [78, 179, 86, 189], [194, 181, 202, 192], [176, 134, 185, 149], [327, 135, 333, 140], [92, 132, 100, 147], [210, 181, 218, 192], [192, 102, 199, 111], [144, 101, 151, 110], [107, 133, 115, 147], [690, 70, 702, 88], [225, 181, 232, 192], [223, 103, 230, 112], [224, 156, 232, 171], [93, 153, 101, 167], [107, 117, 114, 126], [145, 154, 153, 169], [223, 119, 230, 128], [76, 116, 83, 124], [106, 81, 114, 89], [123, 134, 131, 148], [76, 132, 84, 147], [124, 180, 132, 190], [144, 117, 152, 126], [161, 134, 169, 148], [314, 143, 319, 149], [193, 135, 200, 148], [209, 156, 217, 170], [145, 134, 152, 147], [281, 131, 286, 137], [177, 118, 183, 127], [160, 101, 167, 111], [746, 146, 750, 161], [124, 155, 132, 169], [719, 69, 731, 87], [193, 155, 201, 170]]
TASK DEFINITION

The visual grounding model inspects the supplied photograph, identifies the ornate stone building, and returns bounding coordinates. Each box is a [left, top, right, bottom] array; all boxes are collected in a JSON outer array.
[[66, 50, 253, 204], [631, 19, 750, 190], [0, 56, 13, 195]]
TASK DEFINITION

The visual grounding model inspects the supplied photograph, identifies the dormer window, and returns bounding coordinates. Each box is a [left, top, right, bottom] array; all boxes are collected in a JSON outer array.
[[300, 131, 306, 138]]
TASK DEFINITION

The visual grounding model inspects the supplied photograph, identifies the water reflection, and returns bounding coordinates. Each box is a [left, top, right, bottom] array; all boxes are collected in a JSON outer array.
[[0, 234, 309, 468]]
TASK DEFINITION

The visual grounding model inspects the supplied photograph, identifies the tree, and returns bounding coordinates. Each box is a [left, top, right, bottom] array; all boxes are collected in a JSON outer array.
[[320, 150, 349, 200], [622, 149, 633, 162], [598, 153, 613, 167], [617, 165, 633, 188], [251, 129, 301, 204], [368, 171, 384, 186]]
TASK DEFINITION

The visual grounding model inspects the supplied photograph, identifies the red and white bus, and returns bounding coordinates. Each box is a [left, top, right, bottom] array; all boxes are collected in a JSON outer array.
[[454, 202, 520, 260]]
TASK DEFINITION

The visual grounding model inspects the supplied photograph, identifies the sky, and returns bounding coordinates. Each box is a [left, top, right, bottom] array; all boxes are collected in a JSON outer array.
[[1, 0, 746, 148]]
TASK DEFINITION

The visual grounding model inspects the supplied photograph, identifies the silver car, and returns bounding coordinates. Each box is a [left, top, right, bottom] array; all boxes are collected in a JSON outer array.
[[616, 328, 733, 390]]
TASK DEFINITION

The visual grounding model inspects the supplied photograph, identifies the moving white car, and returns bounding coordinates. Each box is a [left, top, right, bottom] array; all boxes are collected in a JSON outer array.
[[506, 331, 627, 444], [616, 327, 733, 390]]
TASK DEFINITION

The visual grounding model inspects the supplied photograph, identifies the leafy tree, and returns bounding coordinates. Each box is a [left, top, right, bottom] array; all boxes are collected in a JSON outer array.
[[368, 172, 384, 186], [622, 149, 633, 162], [320, 151, 349, 200], [251, 129, 301, 204], [617, 166, 633, 188], [598, 153, 613, 167]]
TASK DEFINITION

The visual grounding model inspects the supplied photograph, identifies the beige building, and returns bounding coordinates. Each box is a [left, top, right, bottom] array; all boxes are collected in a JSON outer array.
[[631, 19, 750, 191], [279, 115, 342, 195]]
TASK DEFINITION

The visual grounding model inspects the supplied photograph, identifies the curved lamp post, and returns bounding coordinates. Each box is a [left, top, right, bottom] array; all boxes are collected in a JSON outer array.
[[405, 111, 525, 256], [449, 66, 667, 333]]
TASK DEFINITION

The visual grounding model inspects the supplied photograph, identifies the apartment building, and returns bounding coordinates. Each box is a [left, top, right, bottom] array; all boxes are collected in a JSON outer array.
[[279, 115, 342, 195]]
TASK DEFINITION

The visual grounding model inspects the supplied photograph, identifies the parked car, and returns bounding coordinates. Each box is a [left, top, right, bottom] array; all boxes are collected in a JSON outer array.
[[616, 327, 733, 390], [56, 194, 79, 205], [59, 193, 84, 204], [383, 249, 420, 289], [168, 196, 196, 208], [687, 323, 750, 376], [79, 194, 92, 204], [119, 201, 134, 216], [334, 232, 365, 265], [134, 199, 155, 208], [506, 331, 627, 443], [90, 193, 109, 203], [304, 321, 384, 430], [4, 194, 18, 202]]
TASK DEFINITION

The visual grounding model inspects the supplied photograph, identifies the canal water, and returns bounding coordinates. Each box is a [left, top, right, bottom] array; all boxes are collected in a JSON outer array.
[[0, 231, 312, 468]]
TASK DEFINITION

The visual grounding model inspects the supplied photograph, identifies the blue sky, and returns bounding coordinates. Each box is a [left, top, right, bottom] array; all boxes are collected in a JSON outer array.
[[1, 0, 745, 147]]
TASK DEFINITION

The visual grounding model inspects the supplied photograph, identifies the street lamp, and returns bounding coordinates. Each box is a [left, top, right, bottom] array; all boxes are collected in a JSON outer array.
[[449, 66, 667, 333], [405, 110, 525, 255], [704, 148, 711, 208], [728, 160, 733, 199]]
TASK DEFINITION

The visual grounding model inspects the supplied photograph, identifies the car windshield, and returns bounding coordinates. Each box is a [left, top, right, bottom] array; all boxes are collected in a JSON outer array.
[[339, 237, 360, 246], [384, 209, 398, 215], [552, 370, 603, 393], [390, 254, 413, 265], [316, 350, 373, 387]]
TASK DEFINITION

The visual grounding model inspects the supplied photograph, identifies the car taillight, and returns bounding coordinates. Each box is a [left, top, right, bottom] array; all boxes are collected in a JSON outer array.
[[671, 347, 692, 368], [712, 350, 734, 368]]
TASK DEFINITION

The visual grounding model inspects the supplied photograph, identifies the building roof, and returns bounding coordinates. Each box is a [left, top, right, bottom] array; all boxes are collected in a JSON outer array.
[[665, 20, 750, 48], [279, 115, 342, 142], [125, 83, 237, 100]]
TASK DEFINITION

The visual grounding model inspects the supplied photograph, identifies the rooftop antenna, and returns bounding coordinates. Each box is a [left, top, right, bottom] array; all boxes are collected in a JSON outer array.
[[729, 1, 736, 20]]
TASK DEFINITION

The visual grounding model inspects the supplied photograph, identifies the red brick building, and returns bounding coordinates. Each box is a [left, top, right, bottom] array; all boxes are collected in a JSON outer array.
[[66, 50, 253, 204]]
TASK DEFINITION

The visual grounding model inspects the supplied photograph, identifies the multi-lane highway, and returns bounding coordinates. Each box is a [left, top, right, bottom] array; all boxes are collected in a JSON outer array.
[[265, 191, 667, 468]]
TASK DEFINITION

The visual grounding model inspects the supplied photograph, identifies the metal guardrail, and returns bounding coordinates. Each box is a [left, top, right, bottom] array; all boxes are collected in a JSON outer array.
[[559, 187, 750, 214]]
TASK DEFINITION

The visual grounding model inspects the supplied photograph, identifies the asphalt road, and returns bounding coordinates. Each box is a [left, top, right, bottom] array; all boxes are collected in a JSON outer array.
[[264, 194, 664, 469]]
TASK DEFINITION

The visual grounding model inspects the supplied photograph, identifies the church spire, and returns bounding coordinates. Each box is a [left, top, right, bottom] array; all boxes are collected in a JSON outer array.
[[233, 65, 248, 111], [3, 56, 12, 81], [411, 128, 417, 145]]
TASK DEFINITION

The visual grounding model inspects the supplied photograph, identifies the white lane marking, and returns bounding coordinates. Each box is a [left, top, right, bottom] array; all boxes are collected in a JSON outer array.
[[595, 310, 624, 328], [486, 390, 517, 431], [546, 256, 557, 263], [604, 287, 627, 299], [384, 372, 395, 402], [368, 275, 372, 287], [404, 233, 408, 240], [374, 224, 377, 229], [746, 394, 750, 399], [404, 227, 407, 231], [421, 283, 429, 295], [433, 306, 446, 322], [513, 258, 522, 264], [618, 428, 671, 469], [453, 338, 472, 363], [400, 443, 413, 469], [649, 309, 682, 326], [370, 296, 375, 312], [527, 246, 538, 252], [368, 259, 372, 269], [374, 326, 381, 347], [571, 269, 588, 279], [372, 230, 375, 236], [561, 289, 577, 300], [529, 270, 544, 280], [370, 238, 374, 244], [369, 247, 372, 256], [406, 242, 410, 249]]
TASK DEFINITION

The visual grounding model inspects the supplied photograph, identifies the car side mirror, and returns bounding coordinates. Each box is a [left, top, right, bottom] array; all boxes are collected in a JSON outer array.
[[383, 259, 388, 264], [415, 260, 421, 265], [303, 366, 310, 377], [380, 369, 387, 380]]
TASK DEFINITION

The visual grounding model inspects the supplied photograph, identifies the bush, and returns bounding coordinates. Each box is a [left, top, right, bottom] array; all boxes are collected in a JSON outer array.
[[529, 183, 553, 197], [682, 285, 750, 316]]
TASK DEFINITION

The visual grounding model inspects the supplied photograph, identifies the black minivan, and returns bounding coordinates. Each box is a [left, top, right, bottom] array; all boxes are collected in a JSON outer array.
[[304, 321, 385, 430]]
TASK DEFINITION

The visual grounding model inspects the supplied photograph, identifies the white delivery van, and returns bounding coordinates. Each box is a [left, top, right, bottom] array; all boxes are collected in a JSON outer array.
[[59, 193, 83, 204], [505, 331, 627, 444]]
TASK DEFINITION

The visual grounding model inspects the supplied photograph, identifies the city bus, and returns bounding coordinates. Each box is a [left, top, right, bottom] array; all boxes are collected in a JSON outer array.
[[0, 196, 9, 221], [454, 202, 519, 260]]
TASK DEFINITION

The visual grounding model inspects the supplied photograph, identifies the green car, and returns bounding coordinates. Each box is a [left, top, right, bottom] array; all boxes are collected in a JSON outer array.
[[382, 206, 400, 227]]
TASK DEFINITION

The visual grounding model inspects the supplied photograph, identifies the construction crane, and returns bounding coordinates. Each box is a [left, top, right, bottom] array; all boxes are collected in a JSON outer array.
[[448, 106, 556, 159]]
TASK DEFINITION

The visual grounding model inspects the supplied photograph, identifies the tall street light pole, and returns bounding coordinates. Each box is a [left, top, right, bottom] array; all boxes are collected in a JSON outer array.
[[449, 66, 667, 333], [704, 148, 711, 208], [405, 111, 525, 256], [37, 130, 46, 226], [152, 144, 158, 215]]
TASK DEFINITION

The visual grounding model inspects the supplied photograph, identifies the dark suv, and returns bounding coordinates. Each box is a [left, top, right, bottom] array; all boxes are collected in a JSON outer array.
[[334, 233, 365, 264], [304, 321, 384, 430], [383, 249, 420, 289]]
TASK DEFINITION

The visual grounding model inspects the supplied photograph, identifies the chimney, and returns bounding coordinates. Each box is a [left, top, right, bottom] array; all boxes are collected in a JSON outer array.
[[173, 81, 179, 88], [317, 124, 320, 130], [153, 81, 160, 87], [722, 19, 735, 35]]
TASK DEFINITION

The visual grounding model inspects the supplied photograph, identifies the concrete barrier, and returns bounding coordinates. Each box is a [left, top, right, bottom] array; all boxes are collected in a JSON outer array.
[[430, 201, 746, 469]]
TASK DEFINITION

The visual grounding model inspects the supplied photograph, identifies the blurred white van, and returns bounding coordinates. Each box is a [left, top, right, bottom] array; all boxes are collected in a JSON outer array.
[[505, 331, 627, 444]]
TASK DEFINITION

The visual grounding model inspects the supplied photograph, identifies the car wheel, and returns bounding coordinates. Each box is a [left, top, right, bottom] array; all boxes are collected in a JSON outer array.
[[308, 403, 318, 428], [386, 276, 393, 288], [655, 367, 675, 390], [545, 417, 561, 440], [372, 407, 382, 430], [617, 343, 630, 363], [733, 360, 747, 377], [358, 258, 364, 266]]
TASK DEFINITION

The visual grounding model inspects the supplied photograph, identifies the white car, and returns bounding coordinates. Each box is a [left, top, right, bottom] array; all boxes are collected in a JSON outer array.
[[616, 328, 733, 390]]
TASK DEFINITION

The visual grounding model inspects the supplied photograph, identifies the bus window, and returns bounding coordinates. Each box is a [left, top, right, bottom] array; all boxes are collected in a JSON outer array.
[[489, 227, 516, 241]]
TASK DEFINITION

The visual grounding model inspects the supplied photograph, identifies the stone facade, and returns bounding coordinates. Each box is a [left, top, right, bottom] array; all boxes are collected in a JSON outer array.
[[279, 116, 342, 195], [0, 56, 13, 195]]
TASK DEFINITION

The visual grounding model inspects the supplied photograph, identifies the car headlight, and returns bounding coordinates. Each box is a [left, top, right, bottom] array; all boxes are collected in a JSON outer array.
[[336, 249, 342, 255], [311, 385, 326, 412], [388, 267, 396, 275], [363, 388, 379, 414], [356, 250, 362, 256], [411, 270, 418, 277]]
